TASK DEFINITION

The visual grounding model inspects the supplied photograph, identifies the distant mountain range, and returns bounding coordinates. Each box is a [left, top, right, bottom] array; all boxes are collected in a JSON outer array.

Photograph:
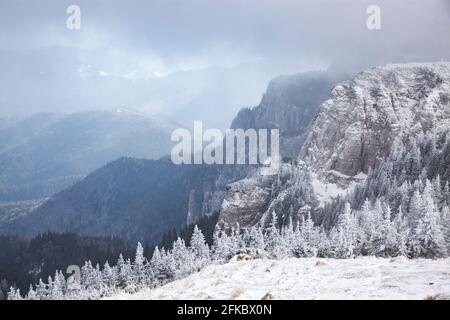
[[0, 109, 179, 201], [0, 46, 296, 131]]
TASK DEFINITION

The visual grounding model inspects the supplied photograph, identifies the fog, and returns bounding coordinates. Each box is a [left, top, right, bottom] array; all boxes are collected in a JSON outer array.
[[0, 0, 449, 129]]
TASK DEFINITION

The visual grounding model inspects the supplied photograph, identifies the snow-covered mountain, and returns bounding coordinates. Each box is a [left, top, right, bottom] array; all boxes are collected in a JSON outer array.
[[219, 62, 450, 228], [302, 62, 450, 187]]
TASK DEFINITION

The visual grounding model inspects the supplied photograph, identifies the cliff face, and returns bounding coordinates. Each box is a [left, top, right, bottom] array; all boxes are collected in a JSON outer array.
[[301, 62, 450, 179], [230, 71, 340, 158], [218, 70, 343, 227], [219, 62, 450, 229]]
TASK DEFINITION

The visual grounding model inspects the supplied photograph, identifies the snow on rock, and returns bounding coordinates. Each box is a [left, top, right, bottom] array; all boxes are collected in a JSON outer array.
[[301, 62, 450, 180], [219, 62, 450, 229], [105, 257, 450, 300], [219, 174, 275, 228], [310, 172, 348, 207]]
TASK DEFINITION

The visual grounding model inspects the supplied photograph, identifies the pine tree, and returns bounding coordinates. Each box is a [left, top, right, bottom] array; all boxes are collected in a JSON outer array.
[[171, 237, 193, 277], [441, 206, 450, 253], [26, 285, 37, 300], [116, 254, 127, 289], [150, 246, 173, 284], [394, 205, 410, 257], [332, 203, 358, 258], [7, 287, 22, 300], [250, 226, 266, 257], [292, 220, 307, 257], [116, 255, 134, 292], [243, 225, 266, 257], [381, 205, 400, 257], [413, 181, 447, 257], [133, 242, 146, 289], [367, 199, 385, 256], [298, 212, 320, 257], [265, 211, 284, 258], [433, 175, 444, 210], [50, 271, 64, 300], [102, 261, 117, 290], [408, 188, 423, 230], [211, 225, 234, 263], [35, 279, 48, 300], [46, 275, 54, 298], [444, 181, 450, 206], [190, 225, 211, 270], [358, 198, 373, 254]]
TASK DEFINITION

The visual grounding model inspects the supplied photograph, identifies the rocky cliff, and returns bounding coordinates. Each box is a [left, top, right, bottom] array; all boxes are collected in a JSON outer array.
[[218, 70, 344, 227], [219, 62, 450, 228]]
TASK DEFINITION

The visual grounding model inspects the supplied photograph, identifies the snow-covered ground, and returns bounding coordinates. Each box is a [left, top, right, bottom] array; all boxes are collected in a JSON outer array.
[[106, 257, 450, 300]]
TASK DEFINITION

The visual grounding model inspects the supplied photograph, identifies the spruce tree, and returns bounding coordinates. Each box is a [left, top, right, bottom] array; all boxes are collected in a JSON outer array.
[[414, 181, 447, 257], [190, 225, 211, 270]]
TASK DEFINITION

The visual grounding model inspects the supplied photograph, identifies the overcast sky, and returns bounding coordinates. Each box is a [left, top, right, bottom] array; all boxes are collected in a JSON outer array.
[[0, 0, 449, 120], [1, 0, 449, 73]]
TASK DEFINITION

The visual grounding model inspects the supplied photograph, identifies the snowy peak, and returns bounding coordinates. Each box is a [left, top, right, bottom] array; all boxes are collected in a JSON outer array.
[[301, 62, 450, 180], [219, 62, 450, 229]]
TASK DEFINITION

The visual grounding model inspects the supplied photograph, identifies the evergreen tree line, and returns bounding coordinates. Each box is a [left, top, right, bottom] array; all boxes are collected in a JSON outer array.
[[0, 233, 135, 300], [0, 214, 218, 301], [8, 193, 449, 300]]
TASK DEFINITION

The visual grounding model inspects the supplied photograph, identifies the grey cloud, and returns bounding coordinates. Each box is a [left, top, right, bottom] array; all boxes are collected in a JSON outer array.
[[0, 0, 449, 125]]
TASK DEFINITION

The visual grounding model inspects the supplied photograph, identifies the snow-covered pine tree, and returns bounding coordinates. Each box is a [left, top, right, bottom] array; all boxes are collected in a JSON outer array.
[[35, 279, 48, 300], [211, 224, 234, 263], [413, 180, 447, 257], [243, 225, 266, 257], [133, 242, 147, 289], [366, 200, 385, 256], [298, 211, 320, 257], [49, 271, 64, 300], [102, 261, 117, 291], [190, 225, 211, 270], [441, 205, 450, 253], [433, 175, 445, 210], [46, 275, 53, 298], [331, 203, 358, 258], [265, 211, 285, 258], [116, 255, 134, 292], [408, 188, 423, 232], [394, 205, 410, 257], [381, 205, 401, 257], [26, 285, 37, 300], [443, 181, 450, 206], [406, 138, 422, 181], [171, 237, 193, 277], [274, 219, 292, 259], [150, 246, 172, 285], [357, 198, 373, 255], [229, 226, 244, 256], [7, 287, 22, 300]]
